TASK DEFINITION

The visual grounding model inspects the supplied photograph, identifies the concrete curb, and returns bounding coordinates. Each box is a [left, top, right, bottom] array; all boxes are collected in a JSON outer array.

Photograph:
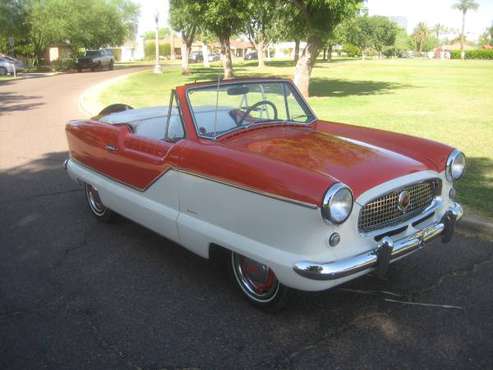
[[78, 68, 148, 117]]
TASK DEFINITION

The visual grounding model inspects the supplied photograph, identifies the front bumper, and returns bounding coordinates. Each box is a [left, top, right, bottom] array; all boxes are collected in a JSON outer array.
[[293, 203, 463, 281]]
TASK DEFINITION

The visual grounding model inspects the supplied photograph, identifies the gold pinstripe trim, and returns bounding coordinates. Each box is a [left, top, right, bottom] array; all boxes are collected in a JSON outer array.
[[68, 158, 319, 209]]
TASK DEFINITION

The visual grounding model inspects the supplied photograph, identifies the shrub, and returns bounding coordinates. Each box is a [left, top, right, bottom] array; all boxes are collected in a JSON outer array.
[[110, 48, 122, 62], [450, 49, 493, 59], [144, 41, 171, 60], [450, 50, 461, 59], [343, 44, 360, 57], [50, 58, 76, 71], [466, 49, 493, 59]]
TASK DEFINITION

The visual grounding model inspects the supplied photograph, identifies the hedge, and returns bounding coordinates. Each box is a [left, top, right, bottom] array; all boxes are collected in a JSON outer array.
[[450, 49, 493, 59], [144, 41, 171, 60]]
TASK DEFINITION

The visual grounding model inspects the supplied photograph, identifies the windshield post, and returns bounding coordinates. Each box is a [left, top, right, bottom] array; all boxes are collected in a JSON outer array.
[[213, 76, 221, 140], [282, 83, 291, 120]]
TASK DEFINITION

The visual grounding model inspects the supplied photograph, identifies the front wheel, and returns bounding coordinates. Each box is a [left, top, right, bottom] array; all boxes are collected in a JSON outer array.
[[229, 251, 289, 312], [84, 183, 114, 222]]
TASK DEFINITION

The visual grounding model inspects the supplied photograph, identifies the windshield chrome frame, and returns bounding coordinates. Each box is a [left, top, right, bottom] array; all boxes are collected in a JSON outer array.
[[185, 79, 318, 140]]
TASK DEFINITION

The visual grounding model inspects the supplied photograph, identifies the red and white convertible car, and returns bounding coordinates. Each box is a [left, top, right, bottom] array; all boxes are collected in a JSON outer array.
[[65, 78, 465, 310]]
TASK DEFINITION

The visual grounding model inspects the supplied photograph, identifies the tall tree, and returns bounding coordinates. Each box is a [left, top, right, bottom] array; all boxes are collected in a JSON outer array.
[[431, 23, 448, 43], [479, 24, 493, 47], [344, 15, 373, 59], [10, 0, 138, 64], [169, 0, 203, 74], [286, 0, 362, 97], [452, 0, 479, 59], [270, 7, 305, 62], [244, 0, 277, 68], [370, 16, 399, 58], [411, 22, 430, 53], [202, 0, 248, 79]]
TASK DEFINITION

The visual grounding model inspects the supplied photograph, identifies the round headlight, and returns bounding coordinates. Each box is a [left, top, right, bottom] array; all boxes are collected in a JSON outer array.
[[321, 183, 353, 224], [446, 150, 465, 181]]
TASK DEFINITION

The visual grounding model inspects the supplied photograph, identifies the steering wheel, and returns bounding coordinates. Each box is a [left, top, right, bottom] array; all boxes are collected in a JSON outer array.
[[236, 100, 278, 126]]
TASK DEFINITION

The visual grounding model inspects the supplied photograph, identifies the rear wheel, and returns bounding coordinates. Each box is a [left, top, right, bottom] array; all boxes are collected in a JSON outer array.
[[229, 251, 289, 312], [109, 60, 114, 70], [84, 183, 114, 222], [0, 67, 7, 76]]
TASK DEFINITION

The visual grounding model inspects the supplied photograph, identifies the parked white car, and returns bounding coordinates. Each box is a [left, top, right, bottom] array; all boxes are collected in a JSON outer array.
[[0, 56, 25, 75]]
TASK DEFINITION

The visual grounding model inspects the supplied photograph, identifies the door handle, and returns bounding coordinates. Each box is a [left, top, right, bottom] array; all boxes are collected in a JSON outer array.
[[105, 144, 118, 152]]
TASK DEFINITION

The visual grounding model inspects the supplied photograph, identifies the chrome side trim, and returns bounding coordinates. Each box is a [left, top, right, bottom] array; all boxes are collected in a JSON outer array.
[[66, 158, 319, 210], [293, 203, 463, 281], [176, 168, 319, 209]]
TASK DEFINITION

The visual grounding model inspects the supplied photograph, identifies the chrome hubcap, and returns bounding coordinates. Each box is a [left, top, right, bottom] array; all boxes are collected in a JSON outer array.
[[232, 253, 279, 302], [85, 184, 106, 216]]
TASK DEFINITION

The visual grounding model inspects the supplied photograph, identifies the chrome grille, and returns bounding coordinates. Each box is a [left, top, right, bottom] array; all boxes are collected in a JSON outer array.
[[358, 179, 440, 232]]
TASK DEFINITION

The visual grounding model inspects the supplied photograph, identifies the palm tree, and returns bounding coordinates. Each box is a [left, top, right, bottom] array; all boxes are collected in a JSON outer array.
[[453, 0, 479, 59], [412, 22, 430, 54], [432, 23, 448, 43]]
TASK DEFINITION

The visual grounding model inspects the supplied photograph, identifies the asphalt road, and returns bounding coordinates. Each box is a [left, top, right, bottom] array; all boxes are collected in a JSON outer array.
[[1, 70, 492, 370]]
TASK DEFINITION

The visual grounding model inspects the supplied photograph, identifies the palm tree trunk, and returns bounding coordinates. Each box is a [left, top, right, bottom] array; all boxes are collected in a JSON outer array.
[[460, 11, 466, 60]]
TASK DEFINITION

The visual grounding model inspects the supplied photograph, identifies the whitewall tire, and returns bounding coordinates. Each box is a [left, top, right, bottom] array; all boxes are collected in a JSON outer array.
[[84, 183, 114, 222], [229, 251, 289, 312]]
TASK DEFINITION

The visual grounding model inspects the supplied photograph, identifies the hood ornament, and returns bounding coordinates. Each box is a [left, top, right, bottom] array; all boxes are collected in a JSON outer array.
[[397, 190, 411, 212]]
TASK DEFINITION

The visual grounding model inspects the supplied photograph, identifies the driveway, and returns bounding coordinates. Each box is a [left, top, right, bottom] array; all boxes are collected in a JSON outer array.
[[1, 70, 492, 370]]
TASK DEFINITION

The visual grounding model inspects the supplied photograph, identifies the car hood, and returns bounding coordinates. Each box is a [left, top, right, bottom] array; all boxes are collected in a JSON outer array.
[[221, 124, 430, 199]]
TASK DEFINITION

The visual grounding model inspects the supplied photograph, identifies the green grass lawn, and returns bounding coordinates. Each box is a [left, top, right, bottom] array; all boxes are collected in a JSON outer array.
[[98, 58, 493, 218]]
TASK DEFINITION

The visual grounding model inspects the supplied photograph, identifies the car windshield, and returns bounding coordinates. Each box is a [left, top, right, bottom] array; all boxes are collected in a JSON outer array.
[[187, 81, 315, 138], [85, 50, 99, 56]]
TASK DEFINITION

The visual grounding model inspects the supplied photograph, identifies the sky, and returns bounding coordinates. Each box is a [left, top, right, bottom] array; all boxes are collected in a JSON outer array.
[[136, 0, 493, 41], [368, 0, 493, 40]]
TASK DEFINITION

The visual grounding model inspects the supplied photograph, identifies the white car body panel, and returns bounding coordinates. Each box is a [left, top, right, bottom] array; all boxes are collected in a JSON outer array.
[[66, 158, 454, 292]]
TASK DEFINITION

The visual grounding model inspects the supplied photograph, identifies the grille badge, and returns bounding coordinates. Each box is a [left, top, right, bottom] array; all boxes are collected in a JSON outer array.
[[397, 190, 411, 212]]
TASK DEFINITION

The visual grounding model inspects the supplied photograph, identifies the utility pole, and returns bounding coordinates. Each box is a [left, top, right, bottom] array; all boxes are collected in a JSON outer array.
[[153, 10, 162, 74]]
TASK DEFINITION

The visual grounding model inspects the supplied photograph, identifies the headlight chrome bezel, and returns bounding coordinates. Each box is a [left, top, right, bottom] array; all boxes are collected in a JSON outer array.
[[446, 149, 466, 182], [321, 183, 354, 225]]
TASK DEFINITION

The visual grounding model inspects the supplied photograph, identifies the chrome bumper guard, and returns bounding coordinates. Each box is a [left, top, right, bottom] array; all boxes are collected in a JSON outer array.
[[293, 203, 463, 281]]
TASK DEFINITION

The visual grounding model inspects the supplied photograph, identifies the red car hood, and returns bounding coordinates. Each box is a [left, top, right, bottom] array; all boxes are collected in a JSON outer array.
[[221, 124, 430, 199]]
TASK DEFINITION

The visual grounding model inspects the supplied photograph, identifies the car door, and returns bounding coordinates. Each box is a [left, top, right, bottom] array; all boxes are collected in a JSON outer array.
[[94, 93, 186, 242]]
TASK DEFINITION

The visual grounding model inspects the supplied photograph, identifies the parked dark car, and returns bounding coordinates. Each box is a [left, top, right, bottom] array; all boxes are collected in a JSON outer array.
[[244, 51, 258, 60], [76, 49, 114, 72], [0, 56, 25, 75], [189, 51, 203, 63]]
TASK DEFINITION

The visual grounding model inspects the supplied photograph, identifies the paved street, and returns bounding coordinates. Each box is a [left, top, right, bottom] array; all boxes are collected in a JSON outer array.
[[1, 70, 492, 370]]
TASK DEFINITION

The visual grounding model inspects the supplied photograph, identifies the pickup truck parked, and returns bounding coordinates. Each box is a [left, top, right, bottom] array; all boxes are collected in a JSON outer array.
[[76, 49, 114, 72]]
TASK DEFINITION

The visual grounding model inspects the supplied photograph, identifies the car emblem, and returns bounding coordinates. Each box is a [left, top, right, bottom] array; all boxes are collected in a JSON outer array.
[[397, 190, 411, 212]]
